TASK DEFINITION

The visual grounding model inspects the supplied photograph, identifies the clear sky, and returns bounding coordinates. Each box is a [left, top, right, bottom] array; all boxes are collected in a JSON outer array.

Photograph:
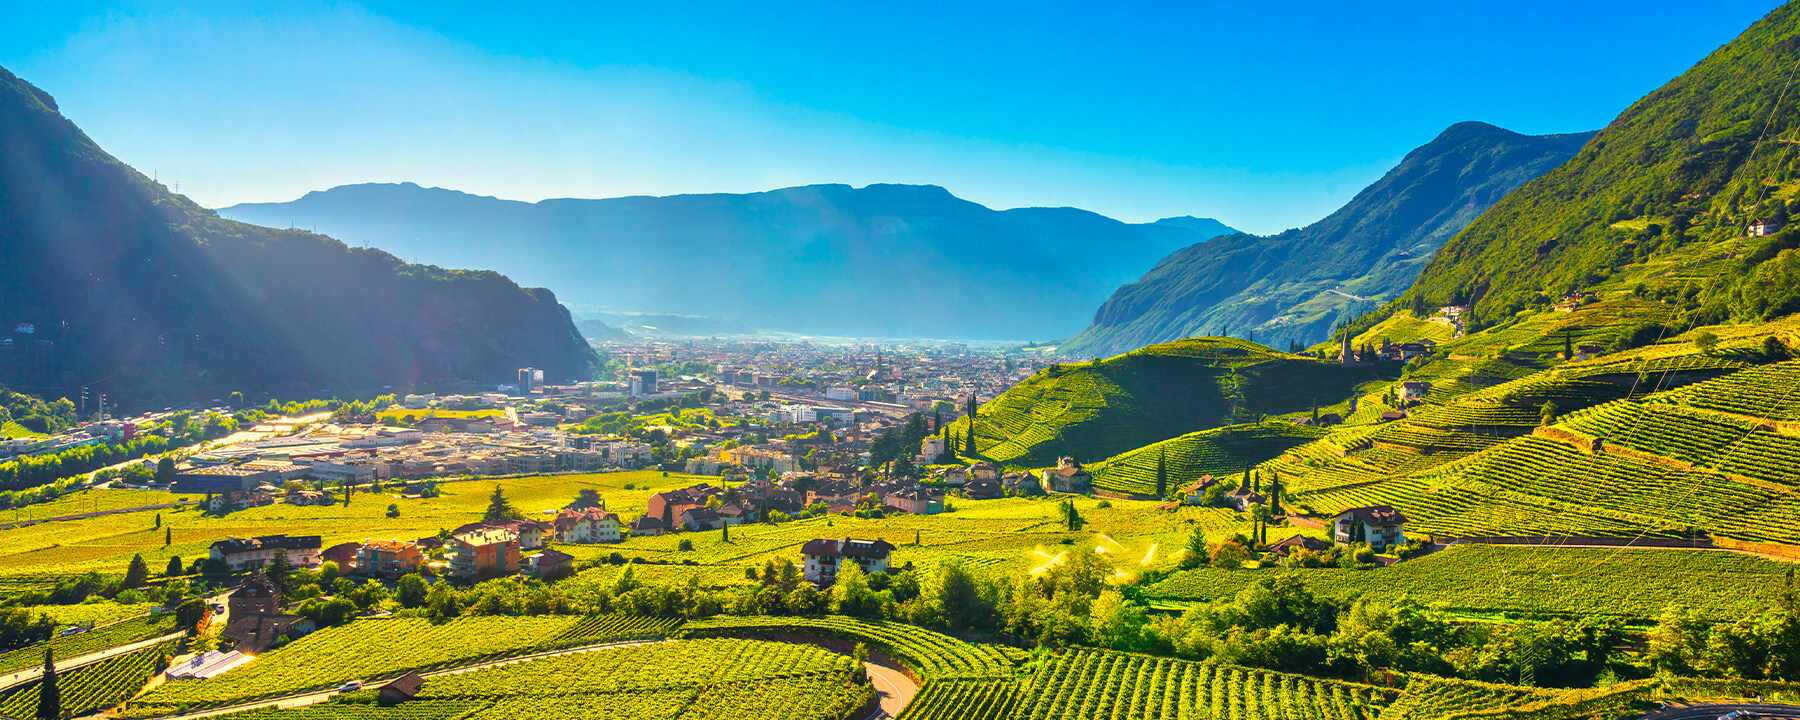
[[1, 0, 1784, 233]]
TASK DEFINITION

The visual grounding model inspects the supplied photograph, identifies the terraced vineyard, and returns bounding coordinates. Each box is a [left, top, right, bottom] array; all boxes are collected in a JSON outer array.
[[125, 615, 595, 715], [1142, 545, 1787, 619], [1009, 648, 1389, 720], [0, 614, 176, 674], [200, 639, 870, 720], [0, 640, 176, 718], [682, 615, 1020, 679], [1656, 359, 1800, 420], [1086, 423, 1327, 497], [553, 614, 678, 642]]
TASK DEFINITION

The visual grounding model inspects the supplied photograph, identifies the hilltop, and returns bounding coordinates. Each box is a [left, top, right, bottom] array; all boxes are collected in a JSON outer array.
[[948, 337, 1386, 470], [1399, 2, 1800, 332], [1063, 122, 1594, 356], [221, 183, 1237, 340], [0, 65, 599, 406]]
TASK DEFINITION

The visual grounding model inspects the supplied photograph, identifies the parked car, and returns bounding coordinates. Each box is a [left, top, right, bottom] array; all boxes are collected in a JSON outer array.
[[339, 680, 363, 692], [1719, 711, 1761, 720]]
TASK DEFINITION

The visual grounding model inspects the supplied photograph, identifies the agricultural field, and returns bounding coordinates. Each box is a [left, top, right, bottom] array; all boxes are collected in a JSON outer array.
[[124, 615, 629, 714], [1008, 648, 1390, 720], [1142, 545, 1788, 620], [683, 615, 1021, 680], [0, 614, 177, 674], [194, 639, 870, 720], [0, 470, 711, 584], [0, 640, 176, 718]]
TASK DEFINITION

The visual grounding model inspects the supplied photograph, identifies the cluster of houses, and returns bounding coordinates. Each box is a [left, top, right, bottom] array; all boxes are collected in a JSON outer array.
[[927, 456, 1092, 498], [205, 524, 575, 587], [1339, 336, 1439, 366]]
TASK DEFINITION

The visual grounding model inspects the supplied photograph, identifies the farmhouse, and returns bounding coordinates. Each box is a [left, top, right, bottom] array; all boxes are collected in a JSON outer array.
[[801, 537, 896, 585], [553, 508, 624, 543], [1331, 505, 1409, 551], [210, 534, 323, 573], [1041, 457, 1092, 494], [1180, 476, 1219, 506], [884, 487, 944, 515], [962, 477, 1002, 500]]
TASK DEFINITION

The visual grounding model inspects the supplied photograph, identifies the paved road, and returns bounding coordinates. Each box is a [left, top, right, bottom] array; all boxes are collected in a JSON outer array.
[[145, 638, 669, 720], [862, 662, 918, 720], [1642, 703, 1800, 720], [0, 632, 186, 693]]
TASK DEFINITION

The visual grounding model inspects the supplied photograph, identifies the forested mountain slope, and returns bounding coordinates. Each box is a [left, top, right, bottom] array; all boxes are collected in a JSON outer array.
[[1064, 122, 1592, 355], [1398, 2, 1800, 333], [0, 65, 598, 407]]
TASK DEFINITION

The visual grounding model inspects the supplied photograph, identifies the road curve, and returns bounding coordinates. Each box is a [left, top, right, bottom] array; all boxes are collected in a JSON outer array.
[[0, 632, 185, 694], [862, 662, 918, 719], [1640, 702, 1800, 720]]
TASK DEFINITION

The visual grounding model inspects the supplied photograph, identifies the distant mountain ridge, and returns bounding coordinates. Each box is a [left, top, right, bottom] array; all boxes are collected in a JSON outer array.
[[0, 65, 598, 407], [221, 184, 1237, 340], [1061, 122, 1595, 356]]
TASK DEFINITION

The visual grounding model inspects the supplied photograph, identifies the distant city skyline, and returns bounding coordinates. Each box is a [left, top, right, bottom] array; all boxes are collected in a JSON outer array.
[[3, 0, 1783, 233]]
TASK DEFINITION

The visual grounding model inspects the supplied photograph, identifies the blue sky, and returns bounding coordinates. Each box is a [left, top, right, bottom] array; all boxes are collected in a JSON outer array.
[[1, 0, 1784, 233]]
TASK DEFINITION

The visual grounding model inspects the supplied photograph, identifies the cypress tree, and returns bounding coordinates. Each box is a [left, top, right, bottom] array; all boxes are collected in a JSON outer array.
[[164, 527, 172, 547], [35, 647, 58, 720], [1155, 449, 1168, 498], [123, 554, 149, 589]]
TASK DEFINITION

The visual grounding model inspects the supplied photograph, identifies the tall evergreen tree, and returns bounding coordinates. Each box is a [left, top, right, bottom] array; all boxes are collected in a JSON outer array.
[[123, 554, 149, 589], [35, 647, 58, 720], [484, 485, 520, 522], [164, 527, 172, 547], [165, 556, 183, 577]]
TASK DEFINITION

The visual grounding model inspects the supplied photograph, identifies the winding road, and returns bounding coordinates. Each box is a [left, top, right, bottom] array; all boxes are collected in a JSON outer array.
[[1641, 703, 1800, 720]]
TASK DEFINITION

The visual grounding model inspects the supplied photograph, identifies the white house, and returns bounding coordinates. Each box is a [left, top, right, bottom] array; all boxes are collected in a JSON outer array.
[[1331, 505, 1409, 550], [801, 537, 896, 585]]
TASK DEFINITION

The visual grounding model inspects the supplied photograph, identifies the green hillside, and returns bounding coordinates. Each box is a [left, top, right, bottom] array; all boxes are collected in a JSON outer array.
[[1401, 2, 1800, 333], [950, 338, 1386, 470], [0, 64, 599, 406], [1084, 421, 1329, 497]]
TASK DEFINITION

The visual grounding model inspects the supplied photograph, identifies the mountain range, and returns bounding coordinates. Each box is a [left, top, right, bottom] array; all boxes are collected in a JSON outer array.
[[0, 65, 598, 408], [1061, 122, 1596, 356], [220, 184, 1237, 340]]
